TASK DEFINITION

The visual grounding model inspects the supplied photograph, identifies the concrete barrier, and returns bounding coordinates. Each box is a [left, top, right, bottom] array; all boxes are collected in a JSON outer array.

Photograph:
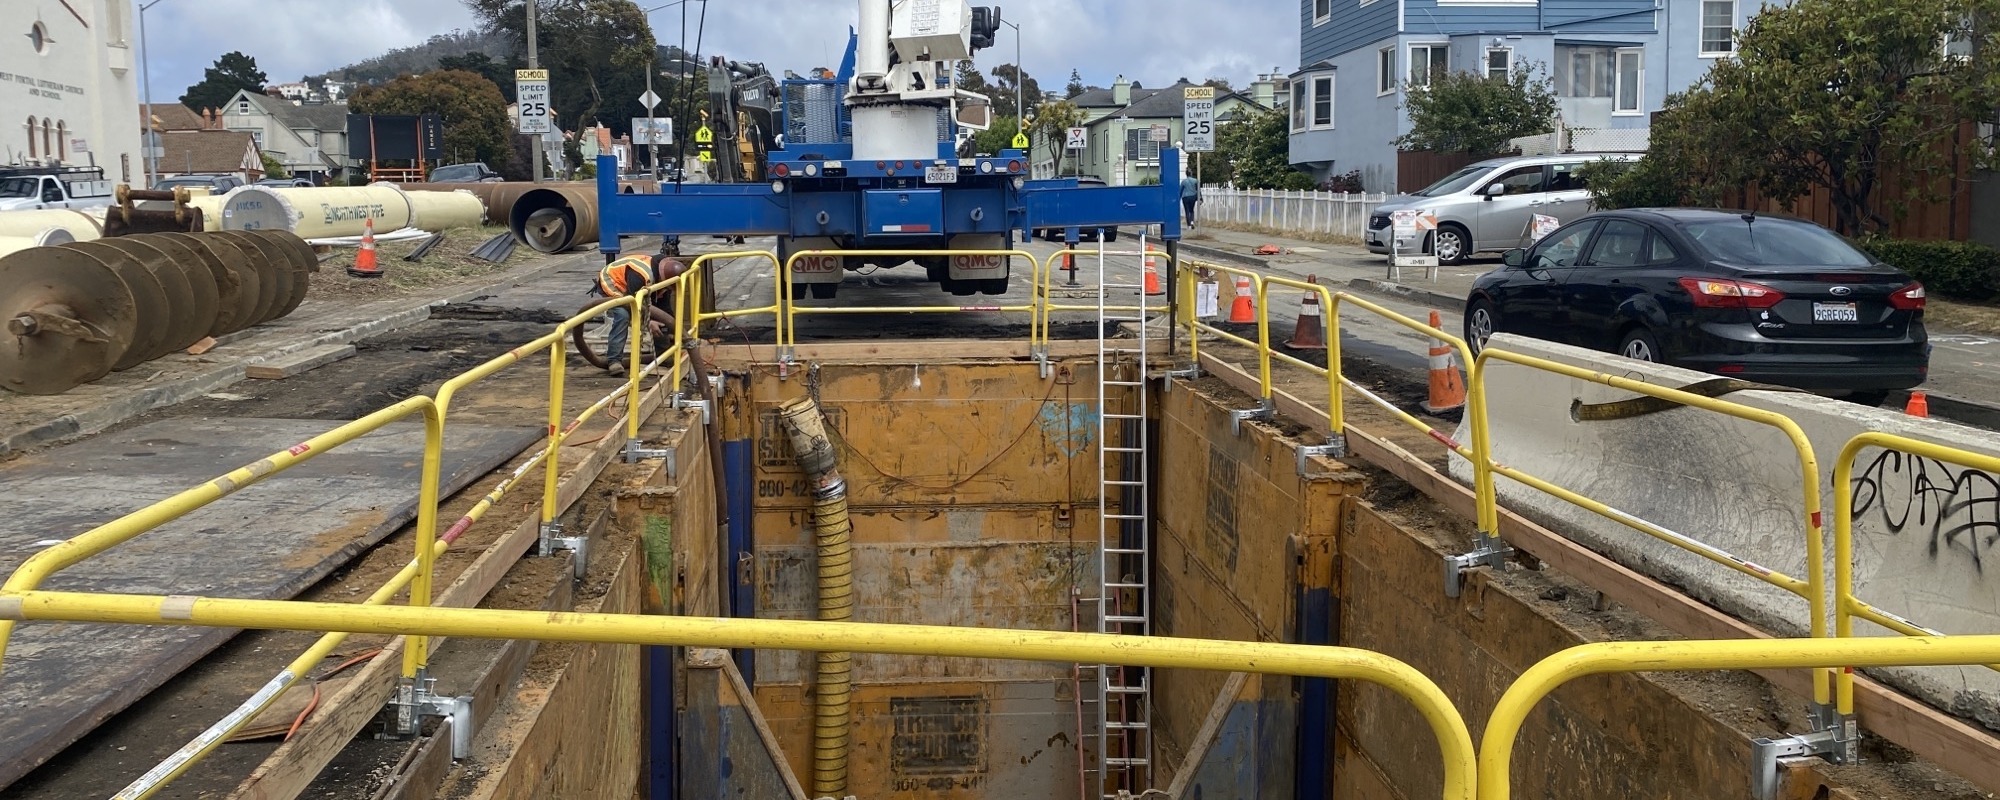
[[1452, 333, 2000, 729]]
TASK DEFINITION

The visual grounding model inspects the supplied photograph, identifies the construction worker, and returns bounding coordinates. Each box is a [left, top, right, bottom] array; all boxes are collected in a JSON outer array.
[[593, 240, 685, 377]]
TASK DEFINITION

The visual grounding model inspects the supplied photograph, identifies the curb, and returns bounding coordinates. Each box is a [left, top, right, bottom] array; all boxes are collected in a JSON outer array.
[[1344, 277, 1464, 310], [0, 256, 564, 459]]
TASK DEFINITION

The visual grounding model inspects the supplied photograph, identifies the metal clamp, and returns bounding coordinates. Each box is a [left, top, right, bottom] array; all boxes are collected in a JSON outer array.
[[1442, 531, 1512, 598], [1806, 702, 1860, 764], [1750, 721, 1847, 800], [1228, 399, 1275, 436], [1162, 364, 1200, 392], [672, 393, 713, 425], [624, 438, 675, 465], [538, 520, 589, 581], [1297, 437, 1347, 475], [389, 672, 474, 758]]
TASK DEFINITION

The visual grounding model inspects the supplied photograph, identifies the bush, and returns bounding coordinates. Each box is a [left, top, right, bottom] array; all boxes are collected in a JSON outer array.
[[1319, 169, 1365, 194], [1579, 157, 1688, 210], [1856, 238, 2000, 301]]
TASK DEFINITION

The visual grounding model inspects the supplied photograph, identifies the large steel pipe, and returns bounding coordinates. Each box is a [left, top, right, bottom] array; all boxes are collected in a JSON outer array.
[[0, 228, 78, 258], [402, 189, 486, 231], [508, 185, 600, 253], [0, 208, 103, 242], [220, 185, 416, 238]]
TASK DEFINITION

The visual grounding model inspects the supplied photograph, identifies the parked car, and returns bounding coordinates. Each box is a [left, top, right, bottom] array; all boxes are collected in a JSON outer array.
[[0, 167, 113, 211], [1366, 153, 1639, 266], [1036, 176, 1120, 242], [1463, 208, 1928, 405], [152, 174, 245, 194], [428, 162, 504, 183], [256, 177, 315, 188]]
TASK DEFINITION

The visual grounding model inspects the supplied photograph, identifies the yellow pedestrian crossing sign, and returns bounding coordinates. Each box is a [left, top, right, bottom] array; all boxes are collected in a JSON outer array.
[[1011, 131, 1029, 150], [695, 125, 714, 162]]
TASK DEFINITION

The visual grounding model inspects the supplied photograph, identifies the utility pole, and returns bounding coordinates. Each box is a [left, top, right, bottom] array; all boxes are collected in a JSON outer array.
[[527, 0, 543, 183]]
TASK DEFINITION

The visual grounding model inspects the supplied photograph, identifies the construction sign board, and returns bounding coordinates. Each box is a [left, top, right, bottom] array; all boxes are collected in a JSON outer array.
[[1391, 210, 1440, 272], [1529, 213, 1560, 242]]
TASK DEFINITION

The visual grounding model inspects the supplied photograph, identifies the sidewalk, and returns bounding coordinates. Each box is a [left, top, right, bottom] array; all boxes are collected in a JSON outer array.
[[0, 250, 593, 459], [1178, 225, 1484, 310]]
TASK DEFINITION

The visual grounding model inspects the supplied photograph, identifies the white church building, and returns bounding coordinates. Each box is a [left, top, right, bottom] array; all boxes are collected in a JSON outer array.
[[3, 1, 141, 183]]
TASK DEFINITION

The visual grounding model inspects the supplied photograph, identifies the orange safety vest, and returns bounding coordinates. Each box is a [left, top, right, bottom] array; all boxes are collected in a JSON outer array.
[[597, 255, 655, 296]]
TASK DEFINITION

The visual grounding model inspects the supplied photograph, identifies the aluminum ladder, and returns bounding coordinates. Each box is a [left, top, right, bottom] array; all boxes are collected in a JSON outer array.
[[1080, 234, 1154, 799]]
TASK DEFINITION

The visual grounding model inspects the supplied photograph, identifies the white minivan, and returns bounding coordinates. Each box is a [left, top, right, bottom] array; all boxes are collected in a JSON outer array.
[[1365, 153, 1638, 266]]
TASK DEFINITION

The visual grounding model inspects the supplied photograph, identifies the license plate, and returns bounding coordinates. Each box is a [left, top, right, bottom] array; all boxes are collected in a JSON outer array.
[[923, 165, 958, 184], [1813, 302, 1859, 323]]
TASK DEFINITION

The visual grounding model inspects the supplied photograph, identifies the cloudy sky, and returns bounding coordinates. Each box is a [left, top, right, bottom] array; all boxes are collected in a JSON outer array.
[[139, 0, 1298, 102]]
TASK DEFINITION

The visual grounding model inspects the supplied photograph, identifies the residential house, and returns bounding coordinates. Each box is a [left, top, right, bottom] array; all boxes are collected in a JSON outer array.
[[1247, 70, 1293, 113], [1289, 0, 1757, 191], [4, 0, 142, 181], [140, 103, 205, 134], [216, 90, 352, 183], [1035, 76, 1266, 184], [270, 82, 311, 102], [155, 129, 262, 182]]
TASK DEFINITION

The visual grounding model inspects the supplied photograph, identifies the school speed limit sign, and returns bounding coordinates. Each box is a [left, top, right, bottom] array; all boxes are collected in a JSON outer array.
[[1182, 86, 1215, 152], [516, 69, 551, 134]]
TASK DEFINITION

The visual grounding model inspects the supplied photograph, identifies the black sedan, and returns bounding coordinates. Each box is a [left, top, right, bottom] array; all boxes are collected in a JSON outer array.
[[1463, 208, 1928, 404]]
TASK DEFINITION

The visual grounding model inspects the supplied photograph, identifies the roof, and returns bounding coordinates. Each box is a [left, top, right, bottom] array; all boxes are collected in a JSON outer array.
[[141, 104, 205, 132], [1083, 82, 1269, 127], [232, 91, 351, 132], [157, 130, 259, 174]]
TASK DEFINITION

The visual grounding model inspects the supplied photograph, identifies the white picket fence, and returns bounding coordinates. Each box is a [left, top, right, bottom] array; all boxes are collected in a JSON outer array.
[[1198, 187, 1390, 240]]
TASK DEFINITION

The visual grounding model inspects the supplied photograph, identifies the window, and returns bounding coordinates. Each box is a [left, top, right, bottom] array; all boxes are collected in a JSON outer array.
[[1531, 222, 1599, 268], [1292, 81, 1309, 131], [1556, 46, 1614, 98], [1409, 44, 1449, 88], [1378, 47, 1396, 95], [1311, 76, 1334, 129], [1490, 165, 1547, 196], [1486, 48, 1513, 81], [1123, 128, 1160, 163], [1548, 162, 1587, 192], [1314, 0, 1332, 24], [24, 117, 35, 159], [236, 99, 251, 114], [42, 119, 52, 159], [1700, 0, 1737, 56], [1584, 220, 1651, 267], [1615, 49, 1643, 113], [55, 121, 65, 160], [1648, 234, 1681, 265], [29, 22, 47, 54]]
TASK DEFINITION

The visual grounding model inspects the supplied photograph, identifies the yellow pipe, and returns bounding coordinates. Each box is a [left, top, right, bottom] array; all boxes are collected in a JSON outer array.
[[1478, 635, 2000, 800], [1832, 432, 2000, 713], [1471, 348, 1831, 704], [0, 396, 438, 670], [1, 589, 1478, 800]]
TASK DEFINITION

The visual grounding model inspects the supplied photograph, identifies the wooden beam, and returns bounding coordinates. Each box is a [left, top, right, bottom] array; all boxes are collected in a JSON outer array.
[[371, 719, 453, 800], [1197, 352, 2000, 795], [228, 382, 675, 800], [705, 338, 1166, 367]]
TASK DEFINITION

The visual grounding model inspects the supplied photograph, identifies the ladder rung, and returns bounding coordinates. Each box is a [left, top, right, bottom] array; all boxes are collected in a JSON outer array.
[[1105, 684, 1149, 694], [1104, 479, 1144, 486], [1104, 547, 1146, 554], [1105, 513, 1146, 520], [1105, 721, 1150, 730], [1105, 614, 1147, 624], [1105, 581, 1146, 589], [1104, 446, 1144, 453], [1104, 757, 1152, 766], [1103, 413, 1145, 420], [1103, 380, 1144, 387]]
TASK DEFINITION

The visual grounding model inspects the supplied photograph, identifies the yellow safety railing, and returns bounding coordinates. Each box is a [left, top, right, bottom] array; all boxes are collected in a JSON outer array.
[[0, 588, 1480, 800], [1477, 635, 2000, 799], [1469, 348, 1833, 706], [1033, 239, 1164, 352], [1832, 432, 2000, 716], [682, 250, 787, 349], [779, 249, 1042, 351]]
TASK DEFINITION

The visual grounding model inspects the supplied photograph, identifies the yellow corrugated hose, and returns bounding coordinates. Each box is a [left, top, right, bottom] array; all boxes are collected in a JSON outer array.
[[779, 395, 852, 797]]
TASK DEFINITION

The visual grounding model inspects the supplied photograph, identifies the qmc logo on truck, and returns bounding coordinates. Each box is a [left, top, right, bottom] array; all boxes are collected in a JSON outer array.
[[949, 254, 1005, 274], [795, 254, 841, 274]]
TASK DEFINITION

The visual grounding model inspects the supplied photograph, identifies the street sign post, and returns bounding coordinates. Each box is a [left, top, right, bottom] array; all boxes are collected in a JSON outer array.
[[516, 69, 551, 135], [1390, 209, 1439, 279], [637, 89, 661, 111], [1182, 86, 1215, 153], [1011, 131, 1029, 150], [632, 118, 674, 146]]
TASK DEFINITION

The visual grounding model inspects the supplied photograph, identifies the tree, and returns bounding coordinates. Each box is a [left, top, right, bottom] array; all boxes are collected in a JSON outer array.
[[260, 153, 289, 179], [439, 51, 520, 102], [181, 52, 269, 113], [350, 69, 514, 168], [1596, 0, 2000, 235], [1028, 99, 1084, 175], [1202, 77, 1235, 93], [958, 115, 1020, 157], [464, 0, 657, 136], [989, 64, 1042, 118], [1394, 64, 1556, 155], [1065, 69, 1085, 98], [1212, 109, 1314, 190]]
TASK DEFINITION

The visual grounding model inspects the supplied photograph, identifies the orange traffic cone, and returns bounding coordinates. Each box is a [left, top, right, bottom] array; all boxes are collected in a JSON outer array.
[[1421, 310, 1466, 413], [1227, 274, 1256, 323], [1143, 245, 1165, 296], [347, 216, 381, 279], [1286, 275, 1326, 350], [1906, 391, 1929, 418]]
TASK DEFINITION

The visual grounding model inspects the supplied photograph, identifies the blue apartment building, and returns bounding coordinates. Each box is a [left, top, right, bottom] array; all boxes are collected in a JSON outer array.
[[1288, 0, 1758, 191]]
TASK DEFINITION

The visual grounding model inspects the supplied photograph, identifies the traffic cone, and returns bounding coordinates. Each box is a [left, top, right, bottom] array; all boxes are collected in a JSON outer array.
[[1143, 245, 1165, 296], [1421, 310, 1466, 413], [1906, 391, 1929, 418], [1286, 275, 1326, 350], [1227, 274, 1256, 324], [347, 217, 381, 279]]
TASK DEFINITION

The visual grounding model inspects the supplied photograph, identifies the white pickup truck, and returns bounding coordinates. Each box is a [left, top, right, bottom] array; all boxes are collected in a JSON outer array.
[[0, 168, 114, 212]]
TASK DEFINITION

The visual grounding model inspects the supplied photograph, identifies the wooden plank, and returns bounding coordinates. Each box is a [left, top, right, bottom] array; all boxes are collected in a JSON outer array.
[[717, 655, 811, 800], [246, 344, 357, 380], [1163, 672, 1250, 796], [1197, 351, 2000, 794], [228, 381, 675, 800], [373, 718, 453, 800]]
